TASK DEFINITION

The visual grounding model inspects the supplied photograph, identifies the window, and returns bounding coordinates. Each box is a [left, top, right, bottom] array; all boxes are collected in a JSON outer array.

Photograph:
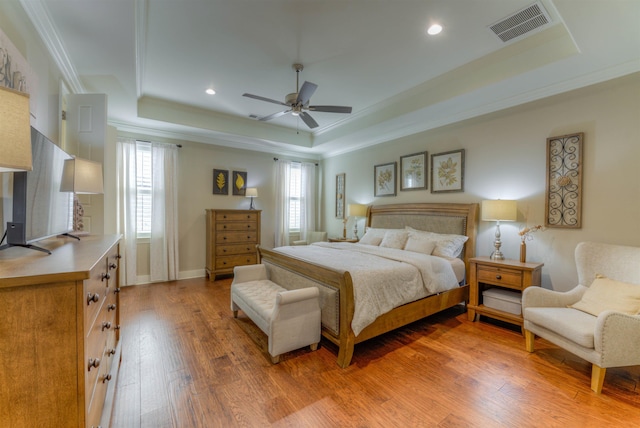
[[136, 141, 152, 237], [288, 162, 301, 231]]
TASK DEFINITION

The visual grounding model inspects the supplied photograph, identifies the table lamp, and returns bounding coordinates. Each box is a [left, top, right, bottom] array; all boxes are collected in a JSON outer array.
[[481, 199, 517, 260], [61, 157, 104, 234], [348, 204, 368, 239], [246, 187, 258, 209]]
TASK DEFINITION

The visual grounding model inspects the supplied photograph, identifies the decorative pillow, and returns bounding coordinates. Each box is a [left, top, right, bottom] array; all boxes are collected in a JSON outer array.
[[404, 234, 437, 255], [569, 275, 640, 316], [358, 228, 388, 246], [379, 230, 409, 249], [405, 227, 468, 258]]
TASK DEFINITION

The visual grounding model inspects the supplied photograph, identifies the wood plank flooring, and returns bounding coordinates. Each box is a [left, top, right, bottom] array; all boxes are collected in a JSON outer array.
[[109, 277, 640, 427]]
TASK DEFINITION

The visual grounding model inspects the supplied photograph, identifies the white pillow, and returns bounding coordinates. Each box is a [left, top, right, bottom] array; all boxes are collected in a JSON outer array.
[[405, 227, 468, 258], [358, 227, 388, 246], [569, 275, 640, 316], [404, 234, 437, 255], [379, 230, 409, 249]]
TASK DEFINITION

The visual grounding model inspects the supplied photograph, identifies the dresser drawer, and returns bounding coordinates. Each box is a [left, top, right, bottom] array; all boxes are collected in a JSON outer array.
[[85, 264, 110, 328], [216, 231, 258, 244], [216, 243, 256, 256], [216, 254, 257, 270], [217, 222, 257, 232], [477, 265, 523, 288], [217, 212, 259, 222]]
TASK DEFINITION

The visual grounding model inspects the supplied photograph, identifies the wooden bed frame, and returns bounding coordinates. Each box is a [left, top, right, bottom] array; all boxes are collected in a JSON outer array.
[[257, 202, 478, 368]]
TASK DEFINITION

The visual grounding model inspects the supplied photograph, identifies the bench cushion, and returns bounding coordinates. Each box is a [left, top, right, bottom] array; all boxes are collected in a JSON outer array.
[[231, 279, 285, 333]]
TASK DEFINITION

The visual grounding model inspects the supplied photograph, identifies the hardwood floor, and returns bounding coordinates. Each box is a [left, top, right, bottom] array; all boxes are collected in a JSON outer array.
[[110, 277, 640, 427]]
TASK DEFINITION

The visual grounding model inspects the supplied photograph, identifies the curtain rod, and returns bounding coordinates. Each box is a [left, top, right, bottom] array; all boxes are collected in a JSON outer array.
[[137, 139, 182, 148], [273, 157, 318, 166]]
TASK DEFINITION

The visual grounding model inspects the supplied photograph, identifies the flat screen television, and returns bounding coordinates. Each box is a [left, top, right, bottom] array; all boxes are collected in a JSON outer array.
[[0, 127, 74, 254]]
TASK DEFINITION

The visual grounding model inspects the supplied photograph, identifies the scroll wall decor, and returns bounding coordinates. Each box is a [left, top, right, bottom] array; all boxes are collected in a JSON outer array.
[[545, 133, 583, 228]]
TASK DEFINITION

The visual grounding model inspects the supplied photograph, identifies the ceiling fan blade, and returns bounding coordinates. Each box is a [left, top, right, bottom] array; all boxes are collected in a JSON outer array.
[[299, 112, 319, 129], [243, 93, 287, 106], [308, 105, 353, 114], [296, 81, 318, 105], [258, 110, 290, 121]]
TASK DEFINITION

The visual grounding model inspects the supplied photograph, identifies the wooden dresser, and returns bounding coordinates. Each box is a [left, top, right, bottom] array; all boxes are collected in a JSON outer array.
[[0, 235, 122, 428], [205, 209, 261, 280]]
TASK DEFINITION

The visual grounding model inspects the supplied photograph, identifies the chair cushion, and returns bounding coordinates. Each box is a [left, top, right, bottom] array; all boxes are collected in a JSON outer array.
[[569, 275, 640, 316], [524, 307, 597, 348]]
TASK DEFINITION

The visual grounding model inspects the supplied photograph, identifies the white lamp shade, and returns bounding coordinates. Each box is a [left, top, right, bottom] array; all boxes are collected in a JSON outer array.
[[348, 204, 368, 217], [245, 187, 258, 198], [60, 157, 104, 194], [481, 200, 517, 221], [0, 86, 32, 172]]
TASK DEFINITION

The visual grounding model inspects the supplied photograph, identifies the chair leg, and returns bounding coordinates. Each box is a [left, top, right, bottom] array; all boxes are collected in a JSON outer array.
[[591, 364, 606, 394], [524, 329, 535, 352]]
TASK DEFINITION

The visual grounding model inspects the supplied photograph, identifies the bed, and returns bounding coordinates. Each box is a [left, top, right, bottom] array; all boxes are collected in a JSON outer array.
[[257, 202, 478, 367]]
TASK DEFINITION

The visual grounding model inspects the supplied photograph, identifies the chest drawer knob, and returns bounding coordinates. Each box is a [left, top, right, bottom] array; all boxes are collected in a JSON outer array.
[[88, 358, 101, 371], [101, 272, 110, 281], [496, 275, 502, 280], [101, 374, 112, 383], [109, 263, 117, 270], [107, 304, 117, 311], [106, 348, 116, 356], [87, 293, 100, 305], [101, 321, 112, 331], [114, 288, 121, 294], [114, 325, 121, 331]]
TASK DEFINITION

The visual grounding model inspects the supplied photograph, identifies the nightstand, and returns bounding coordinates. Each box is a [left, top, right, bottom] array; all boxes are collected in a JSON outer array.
[[467, 257, 543, 328], [328, 237, 358, 243]]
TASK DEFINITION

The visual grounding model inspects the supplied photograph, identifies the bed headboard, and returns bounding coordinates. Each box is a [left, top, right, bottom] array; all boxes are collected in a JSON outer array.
[[366, 203, 479, 271]]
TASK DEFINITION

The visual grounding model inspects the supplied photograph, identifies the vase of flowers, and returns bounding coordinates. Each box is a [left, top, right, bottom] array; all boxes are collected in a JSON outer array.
[[518, 225, 544, 263]]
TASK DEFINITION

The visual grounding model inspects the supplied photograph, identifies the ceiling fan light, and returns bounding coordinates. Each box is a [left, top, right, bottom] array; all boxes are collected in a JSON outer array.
[[291, 110, 300, 116], [427, 24, 443, 35]]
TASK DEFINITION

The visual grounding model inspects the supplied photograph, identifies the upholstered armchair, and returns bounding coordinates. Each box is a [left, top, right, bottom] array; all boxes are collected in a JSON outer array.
[[522, 241, 640, 393], [292, 231, 327, 246]]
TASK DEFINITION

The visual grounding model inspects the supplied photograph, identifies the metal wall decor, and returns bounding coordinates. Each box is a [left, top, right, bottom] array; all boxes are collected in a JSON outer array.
[[232, 171, 247, 195], [545, 133, 583, 228], [336, 173, 345, 218], [213, 169, 229, 195]]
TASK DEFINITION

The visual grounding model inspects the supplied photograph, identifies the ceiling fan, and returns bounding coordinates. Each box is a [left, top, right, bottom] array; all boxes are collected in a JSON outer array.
[[243, 63, 352, 129]]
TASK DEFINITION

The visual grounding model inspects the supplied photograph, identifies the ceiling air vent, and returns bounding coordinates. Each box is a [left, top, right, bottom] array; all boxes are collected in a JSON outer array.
[[489, 2, 552, 43]]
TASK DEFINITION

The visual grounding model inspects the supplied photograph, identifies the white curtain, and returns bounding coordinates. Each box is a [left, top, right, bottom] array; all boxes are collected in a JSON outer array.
[[116, 139, 179, 285], [116, 138, 138, 286], [150, 142, 179, 282], [274, 160, 317, 247], [274, 159, 291, 247], [300, 162, 316, 242]]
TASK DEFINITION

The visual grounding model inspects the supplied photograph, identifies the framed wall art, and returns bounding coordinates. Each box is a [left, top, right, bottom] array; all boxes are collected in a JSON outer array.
[[232, 171, 247, 196], [374, 162, 397, 197], [400, 151, 427, 191], [213, 169, 229, 195], [336, 173, 345, 218], [545, 132, 583, 228], [431, 149, 465, 193]]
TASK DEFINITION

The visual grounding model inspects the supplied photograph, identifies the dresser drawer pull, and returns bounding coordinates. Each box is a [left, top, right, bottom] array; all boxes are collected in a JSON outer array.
[[106, 348, 116, 356], [101, 374, 112, 383], [114, 325, 121, 331], [109, 263, 117, 270], [114, 288, 121, 294], [223, 237, 227, 240], [117, 254, 122, 259], [496, 275, 502, 280], [101, 272, 110, 281], [88, 358, 100, 371], [107, 304, 117, 311], [102, 321, 112, 331], [223, 225, 227, 229], [87, 293, 100, 305]]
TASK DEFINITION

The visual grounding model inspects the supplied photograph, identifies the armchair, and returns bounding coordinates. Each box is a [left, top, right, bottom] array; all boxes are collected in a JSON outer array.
[[292, 231, 327, 246], [522, 241, 640, 393]]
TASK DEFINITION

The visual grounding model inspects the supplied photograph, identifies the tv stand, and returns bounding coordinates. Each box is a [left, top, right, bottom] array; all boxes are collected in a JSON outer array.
[[0, 242, 52, 254], [61, 232, 81, 240]]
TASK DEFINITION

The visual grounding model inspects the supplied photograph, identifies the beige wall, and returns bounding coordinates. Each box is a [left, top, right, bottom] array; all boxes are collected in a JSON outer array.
[[321, 74, 640, 291]]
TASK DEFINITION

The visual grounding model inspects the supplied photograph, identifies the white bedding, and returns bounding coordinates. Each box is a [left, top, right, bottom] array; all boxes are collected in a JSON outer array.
[[272, 242, 460, 336]]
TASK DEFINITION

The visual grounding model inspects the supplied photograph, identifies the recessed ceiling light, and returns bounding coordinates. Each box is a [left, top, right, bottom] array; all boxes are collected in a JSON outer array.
[[205, 88, 216, 95], [427, 24, 443, 36]]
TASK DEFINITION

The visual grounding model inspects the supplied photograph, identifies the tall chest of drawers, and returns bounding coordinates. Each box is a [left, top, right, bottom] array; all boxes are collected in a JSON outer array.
[[0, 235, 122, 428], [205, 209, 261, 280]]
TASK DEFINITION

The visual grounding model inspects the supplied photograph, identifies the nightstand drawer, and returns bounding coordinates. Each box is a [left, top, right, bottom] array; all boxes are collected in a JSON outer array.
[[477, 266, 522, 288]]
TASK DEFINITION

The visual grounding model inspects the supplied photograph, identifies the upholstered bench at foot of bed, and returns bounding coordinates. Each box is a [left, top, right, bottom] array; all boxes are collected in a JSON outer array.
[[231, 264, 321, 364]]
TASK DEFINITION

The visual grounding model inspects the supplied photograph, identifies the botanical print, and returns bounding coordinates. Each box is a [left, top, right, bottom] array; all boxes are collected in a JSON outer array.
[[213, 169, 229, 195], [374, 162, 397, 197], [400, 152, 427, 190], [336, 173, 345, 218], [431, 149, 465, 193], [232, 171, 247, 195]]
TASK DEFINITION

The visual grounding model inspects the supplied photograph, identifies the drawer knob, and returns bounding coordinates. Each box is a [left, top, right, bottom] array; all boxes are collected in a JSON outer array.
[[109, 263, 117, 270], [106, 348, 116, 356], [114, 288, 121, 294], [88, 358, 101, 371], [116, 254, 122, 259], [107, 304, 117, 311], [496, 275, 502, 280], [223, 225, 227, 229], [87, 293, 100, 305], [102, 321, 112, 331], [101, 374, 112, 383], [101, 272, 111, 281], [223, 237, 227, 240], [114, 324, 121, 331]]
